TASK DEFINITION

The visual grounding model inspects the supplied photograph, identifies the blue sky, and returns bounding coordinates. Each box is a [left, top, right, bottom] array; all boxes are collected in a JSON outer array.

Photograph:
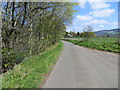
[[66, 1, 118, 33]]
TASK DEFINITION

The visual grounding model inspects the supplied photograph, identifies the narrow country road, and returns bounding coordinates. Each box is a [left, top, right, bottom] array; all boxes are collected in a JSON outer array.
[[43, 41, 118, 88]]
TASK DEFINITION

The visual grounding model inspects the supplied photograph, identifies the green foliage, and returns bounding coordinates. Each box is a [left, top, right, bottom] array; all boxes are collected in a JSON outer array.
[[2, 2, 78, 72], [2, 48, 27, 73], [80, 32, 96, 41], [80, 32, 96, 38], [80, 25, 96, 41], [2, 41, 63, 88], [2, 48, 16, 72], [77, 32, 80, 36], [62, 37, 120, 53]]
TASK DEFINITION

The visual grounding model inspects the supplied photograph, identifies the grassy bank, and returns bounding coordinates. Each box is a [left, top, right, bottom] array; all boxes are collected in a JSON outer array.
[[2, 41, 64, 88], [62, 38, 120, 53]]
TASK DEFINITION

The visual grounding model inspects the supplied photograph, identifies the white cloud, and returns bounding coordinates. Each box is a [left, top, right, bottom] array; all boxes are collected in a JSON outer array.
[[99, 25, 104, 28], [76, 15, 93, 21], [79, 2, 86, 8], [78, 0, 86, 8], [90, 8, 115, 17], [88, 1, 115, 18], [109, 21, 118, 27], [87, 0, 104, 2], [85, 19, 108, 25], [78, 0, 105, 2], [90, 2, 110, 10], [66, 0, 117, 32], [78, 0, 105, 8]]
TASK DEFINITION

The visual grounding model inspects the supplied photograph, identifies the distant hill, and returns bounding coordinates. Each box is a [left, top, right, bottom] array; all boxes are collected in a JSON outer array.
[[94, 28, 120, 36]]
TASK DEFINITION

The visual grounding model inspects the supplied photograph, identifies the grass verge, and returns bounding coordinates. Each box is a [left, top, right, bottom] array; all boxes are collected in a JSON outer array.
[[62, 39, 120, 53], [2, 41, 64, 88]]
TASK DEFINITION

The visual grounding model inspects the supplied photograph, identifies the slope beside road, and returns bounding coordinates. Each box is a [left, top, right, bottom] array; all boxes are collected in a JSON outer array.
[[43, 41, 118, 88]]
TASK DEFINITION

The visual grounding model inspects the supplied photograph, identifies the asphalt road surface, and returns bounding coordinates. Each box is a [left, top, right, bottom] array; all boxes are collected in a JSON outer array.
[[43, 41, 118, 88]]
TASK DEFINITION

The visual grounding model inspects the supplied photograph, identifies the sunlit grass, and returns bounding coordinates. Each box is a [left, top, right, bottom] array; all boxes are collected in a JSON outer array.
[[2, 41, 63, 88], [62, 38, 119, 53]]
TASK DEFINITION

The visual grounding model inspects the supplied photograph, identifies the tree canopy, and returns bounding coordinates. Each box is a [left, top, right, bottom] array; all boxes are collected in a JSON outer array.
[[1, 2, 78, 72], [80, 25, 96, 41]]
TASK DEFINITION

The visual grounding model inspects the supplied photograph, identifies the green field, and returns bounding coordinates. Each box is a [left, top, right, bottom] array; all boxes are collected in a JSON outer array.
[[2, 41, 63, 88], [62, 37, 120, 53]]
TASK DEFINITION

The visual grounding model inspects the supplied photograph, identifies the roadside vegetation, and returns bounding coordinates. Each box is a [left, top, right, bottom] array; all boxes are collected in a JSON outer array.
[[62, 37, 119, 53], [63, 25, 119, 53], [1, 2, 77, 73], [1, 2, 78, 88], [2, 41, 63, 88]]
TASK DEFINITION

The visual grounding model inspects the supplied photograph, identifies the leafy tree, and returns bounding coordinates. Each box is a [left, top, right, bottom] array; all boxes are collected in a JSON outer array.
[[69, 31, 77, 37], [80, 25, 96, 41], [1, 2, 78, 72], [65, 31, 69, 38], [77, 32, 80, 37]]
